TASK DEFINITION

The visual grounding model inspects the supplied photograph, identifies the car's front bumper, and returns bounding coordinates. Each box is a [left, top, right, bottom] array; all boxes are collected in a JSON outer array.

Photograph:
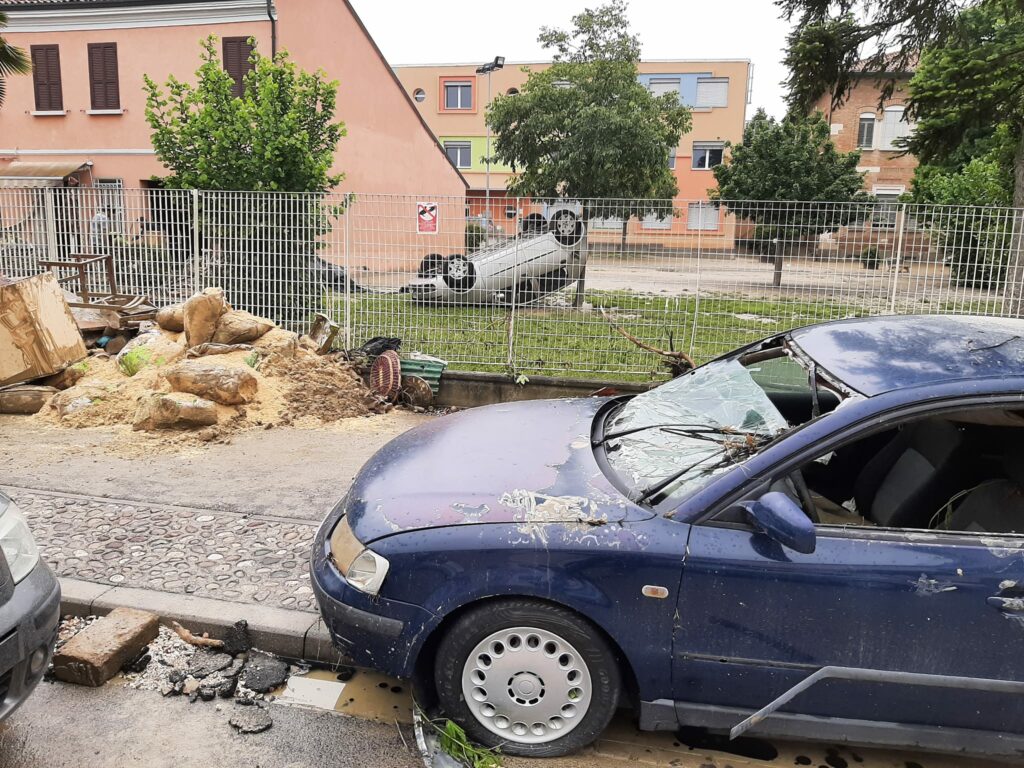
[[0, 561, 60, 721], [310, 528, 435, 679]]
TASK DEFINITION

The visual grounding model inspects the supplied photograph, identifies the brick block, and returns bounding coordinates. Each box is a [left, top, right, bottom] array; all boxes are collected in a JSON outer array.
[[52, 607, 159, 687]]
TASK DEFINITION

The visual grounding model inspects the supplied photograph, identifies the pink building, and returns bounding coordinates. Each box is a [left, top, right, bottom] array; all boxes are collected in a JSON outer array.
[[0, 0, 467, 197]]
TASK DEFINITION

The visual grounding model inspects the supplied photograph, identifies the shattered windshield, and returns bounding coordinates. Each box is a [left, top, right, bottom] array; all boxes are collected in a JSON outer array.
[[604, 359, 790, 505]]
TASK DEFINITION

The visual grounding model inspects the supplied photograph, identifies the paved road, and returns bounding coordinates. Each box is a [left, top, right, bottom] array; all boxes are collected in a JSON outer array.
[[0, 679, 420, 768]]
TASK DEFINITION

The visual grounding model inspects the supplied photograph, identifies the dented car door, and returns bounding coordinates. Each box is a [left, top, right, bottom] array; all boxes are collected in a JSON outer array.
[[673, 519, 1024, 740]]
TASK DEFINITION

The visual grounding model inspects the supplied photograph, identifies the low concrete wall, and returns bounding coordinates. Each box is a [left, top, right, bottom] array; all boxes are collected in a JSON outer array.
[[433, 371, 655, 409]]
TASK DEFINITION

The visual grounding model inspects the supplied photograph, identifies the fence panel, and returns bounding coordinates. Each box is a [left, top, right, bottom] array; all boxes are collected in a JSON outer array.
[[4, 185, 1024, 382]]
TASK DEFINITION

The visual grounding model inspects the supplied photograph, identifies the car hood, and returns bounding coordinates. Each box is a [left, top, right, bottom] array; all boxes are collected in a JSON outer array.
[[343, 398, 652, 543]]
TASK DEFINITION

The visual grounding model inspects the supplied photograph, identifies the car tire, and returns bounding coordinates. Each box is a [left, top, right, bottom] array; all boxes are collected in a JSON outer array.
[[442, 254, 476, 292], [417, 253, 445, 278], [434, 598, 621, 758], [520, 213, 546, 236], [549, 210, 583, 247]]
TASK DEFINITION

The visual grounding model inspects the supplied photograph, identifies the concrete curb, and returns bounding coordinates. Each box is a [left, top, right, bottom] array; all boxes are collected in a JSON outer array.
[[59, 578, 344, 665]]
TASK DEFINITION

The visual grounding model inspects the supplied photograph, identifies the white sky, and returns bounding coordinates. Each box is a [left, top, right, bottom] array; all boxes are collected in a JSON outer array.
[[349, 0, 792, 119]]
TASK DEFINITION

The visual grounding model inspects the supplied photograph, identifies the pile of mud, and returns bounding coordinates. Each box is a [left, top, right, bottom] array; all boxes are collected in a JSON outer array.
[[36, 288, 388, 448]]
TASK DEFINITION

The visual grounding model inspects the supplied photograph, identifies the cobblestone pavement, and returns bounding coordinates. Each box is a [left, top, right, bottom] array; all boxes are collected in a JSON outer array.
[[7, 486, 319, 612]]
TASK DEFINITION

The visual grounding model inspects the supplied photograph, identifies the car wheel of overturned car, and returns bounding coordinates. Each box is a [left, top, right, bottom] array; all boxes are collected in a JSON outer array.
[[549, 210, 583, 247], [417, 253, 446, 278], [434, 599, 621, 758], [442, 254, 476, 292], [520, 213, 547, 235]]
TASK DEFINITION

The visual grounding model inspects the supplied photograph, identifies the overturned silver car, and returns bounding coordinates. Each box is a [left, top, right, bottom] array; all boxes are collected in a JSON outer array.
[[408, 210, 585, 306]]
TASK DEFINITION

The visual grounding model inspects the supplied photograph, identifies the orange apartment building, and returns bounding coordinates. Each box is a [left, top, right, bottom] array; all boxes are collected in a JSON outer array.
[[0, 0, 467, 198], [395, 59, 752, 246]]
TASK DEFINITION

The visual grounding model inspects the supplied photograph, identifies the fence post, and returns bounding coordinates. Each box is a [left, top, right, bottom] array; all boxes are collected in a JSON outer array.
[[689, 201, 704, 360], [191, 189, 201, 294], [343, 193, 353, 350], [43, 187, 58, 262], [507, 198, 520, 373], [888, 202, 907, 314]]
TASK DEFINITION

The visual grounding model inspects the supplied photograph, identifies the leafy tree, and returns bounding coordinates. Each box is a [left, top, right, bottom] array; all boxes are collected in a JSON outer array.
[[0, 12, 29, 108], [538, 0, 640, 64], [711, 109, 868, 257], [143, 37, 345, 325], [912, 130, 1015, 288], [778, 0, 1024, 309], [488, 1, 688, 223]]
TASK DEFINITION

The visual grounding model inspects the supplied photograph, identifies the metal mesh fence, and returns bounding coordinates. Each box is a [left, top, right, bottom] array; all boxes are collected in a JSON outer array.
[[2, 187, 1022, 381]]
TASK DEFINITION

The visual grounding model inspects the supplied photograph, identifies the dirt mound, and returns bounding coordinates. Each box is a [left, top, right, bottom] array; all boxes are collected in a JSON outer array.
[[262, 353, 381, 425]]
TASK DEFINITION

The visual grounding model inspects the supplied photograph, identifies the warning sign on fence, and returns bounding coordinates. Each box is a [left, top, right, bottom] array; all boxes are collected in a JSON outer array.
[[417, 201, 438, 235]]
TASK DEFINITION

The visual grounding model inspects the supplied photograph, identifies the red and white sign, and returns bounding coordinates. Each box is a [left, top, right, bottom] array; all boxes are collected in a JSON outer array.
[[417, 201, 438, 235]]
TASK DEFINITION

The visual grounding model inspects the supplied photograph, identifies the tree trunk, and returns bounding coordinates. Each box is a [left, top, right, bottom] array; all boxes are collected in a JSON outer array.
[[1002, 127, 1024, 316]]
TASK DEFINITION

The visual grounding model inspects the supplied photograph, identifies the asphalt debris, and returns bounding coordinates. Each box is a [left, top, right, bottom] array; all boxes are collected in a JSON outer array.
[[229, 702, 273, 734], [222, 620, 252, 656], [188, 649, 233, 678], [239, 651, 289, 693]]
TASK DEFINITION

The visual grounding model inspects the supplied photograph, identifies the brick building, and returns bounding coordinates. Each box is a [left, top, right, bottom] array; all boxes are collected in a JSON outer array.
[[812, 67, 917, 205]]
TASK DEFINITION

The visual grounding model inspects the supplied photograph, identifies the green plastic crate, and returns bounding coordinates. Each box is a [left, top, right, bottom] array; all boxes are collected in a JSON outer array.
[[400, 353, 447, 394]]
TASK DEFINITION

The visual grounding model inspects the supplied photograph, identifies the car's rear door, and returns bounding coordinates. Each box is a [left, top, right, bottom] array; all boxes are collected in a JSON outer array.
[[674, 519, 1024, 741]]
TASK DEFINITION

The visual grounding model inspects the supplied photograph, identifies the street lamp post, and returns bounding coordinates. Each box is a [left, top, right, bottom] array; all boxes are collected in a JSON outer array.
[[476, 56, 505, 223]]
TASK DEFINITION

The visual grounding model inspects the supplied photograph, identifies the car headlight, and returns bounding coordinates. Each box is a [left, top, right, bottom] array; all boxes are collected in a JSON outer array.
[[329, 516, 389, 596], [0, 497, 39, 584]]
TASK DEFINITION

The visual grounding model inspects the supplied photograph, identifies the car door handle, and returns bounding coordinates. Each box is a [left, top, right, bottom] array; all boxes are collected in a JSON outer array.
[[987, 596, 1024, 613]]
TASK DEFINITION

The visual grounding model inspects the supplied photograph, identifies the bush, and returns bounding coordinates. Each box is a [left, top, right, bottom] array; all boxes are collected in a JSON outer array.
[[465, 222, 488, 252], [860, 247, 881, 270]]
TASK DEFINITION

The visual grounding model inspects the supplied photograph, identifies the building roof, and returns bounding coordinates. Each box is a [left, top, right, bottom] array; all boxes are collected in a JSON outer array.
[[792, 315, 1024, 396], [0, 0, 226, 6]]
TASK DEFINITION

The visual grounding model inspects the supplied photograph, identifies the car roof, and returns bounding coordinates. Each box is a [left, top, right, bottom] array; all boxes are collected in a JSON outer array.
[[790, 315, 1024, 397]]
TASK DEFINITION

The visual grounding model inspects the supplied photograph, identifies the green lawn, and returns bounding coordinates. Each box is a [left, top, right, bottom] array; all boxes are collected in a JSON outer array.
[[335, 290, 871, 382]]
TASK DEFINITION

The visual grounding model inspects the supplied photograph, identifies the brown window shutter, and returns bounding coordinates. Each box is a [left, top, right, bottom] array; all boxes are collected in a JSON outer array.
[[30, 45, 63, 111], [222, 37, 254, 98], [87, 42, 120, 110]]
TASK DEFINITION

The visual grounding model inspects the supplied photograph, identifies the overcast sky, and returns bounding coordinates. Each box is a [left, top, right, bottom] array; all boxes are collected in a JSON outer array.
[[349, 0, 793, 119]]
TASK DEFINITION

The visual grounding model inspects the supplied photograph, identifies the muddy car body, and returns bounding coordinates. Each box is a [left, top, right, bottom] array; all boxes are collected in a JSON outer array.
[[0, 491, 59, 720], [408, 211, 585, 305], [312, 315, 1024, 758]]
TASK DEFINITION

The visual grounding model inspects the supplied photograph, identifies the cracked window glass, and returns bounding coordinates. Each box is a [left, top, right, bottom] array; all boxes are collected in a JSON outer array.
[[605, 359, 790, 504]]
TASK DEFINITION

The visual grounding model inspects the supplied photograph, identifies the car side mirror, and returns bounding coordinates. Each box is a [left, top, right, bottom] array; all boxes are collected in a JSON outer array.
[[737, 491, 816, 554]]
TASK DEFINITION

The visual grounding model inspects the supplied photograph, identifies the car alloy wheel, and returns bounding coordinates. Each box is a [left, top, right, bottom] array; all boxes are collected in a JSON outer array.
[[549, 211, 583, 247], [442, 254, 476, 292], [461, 626, 592, 745]]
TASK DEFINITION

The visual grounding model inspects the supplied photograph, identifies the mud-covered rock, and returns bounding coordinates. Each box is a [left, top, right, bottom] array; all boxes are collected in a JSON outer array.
[[163, 360, 257, 406], [212, 310, 274, 345], [49, 384, 118, 418], [183, 288, 229, 347], [0, 385, 58, 414], [116, 330, 186, 372], [156, 303, 185, 332], [252, 328, 299, 359], [132, 392, 218, 431]]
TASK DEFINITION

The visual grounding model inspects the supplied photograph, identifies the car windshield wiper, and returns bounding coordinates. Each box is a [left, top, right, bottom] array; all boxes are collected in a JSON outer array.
[[629, 429, 775, 505], [594, 422, 749, 447]]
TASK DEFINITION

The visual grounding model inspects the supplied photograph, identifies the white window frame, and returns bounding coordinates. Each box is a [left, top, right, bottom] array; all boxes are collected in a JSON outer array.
[[590, 216, 625, 231], [857, 112, 876, 149], [687, 202, 719, 231], [872, 184, 905, 230], [95, 177, 124, 230], [692, 141, 725, 170], [695, 77, 729, 108], [667, 146, 677, 170], [879, 105, 913, 151], [642, 211, 673, 230], [444, 81, 473, 110], [443, 141, 472, 169], [649, 78, 681, 99]]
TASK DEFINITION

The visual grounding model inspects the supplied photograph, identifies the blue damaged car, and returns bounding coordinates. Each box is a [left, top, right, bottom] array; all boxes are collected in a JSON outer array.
[[312, 315, 1024, 758]]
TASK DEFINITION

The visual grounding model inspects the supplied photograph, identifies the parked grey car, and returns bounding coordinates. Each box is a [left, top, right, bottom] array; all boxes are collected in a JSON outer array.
[[0, 490, 59, 720], [409, 211, 586, 306]]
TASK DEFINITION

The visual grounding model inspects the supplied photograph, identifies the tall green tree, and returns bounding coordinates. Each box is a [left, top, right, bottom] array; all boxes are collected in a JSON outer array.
[[711, 109, 868, 241], [0, 12, 29, 108], [144, 36, 344, 192], [537, 0, 640, 64], [487, 1, 689, 222], [144, 37, 346, 326], [779, 0, 1024, 309]]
